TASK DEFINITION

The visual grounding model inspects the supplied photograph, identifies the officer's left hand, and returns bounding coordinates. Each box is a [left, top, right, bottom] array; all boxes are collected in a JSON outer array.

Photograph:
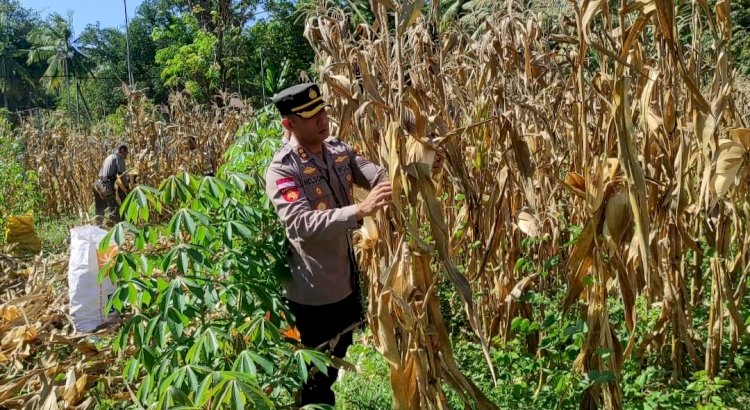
[[356, 181, 392, 219]]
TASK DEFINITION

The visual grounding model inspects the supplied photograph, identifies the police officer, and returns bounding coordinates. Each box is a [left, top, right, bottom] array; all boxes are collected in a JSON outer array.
[[265, 82, 391, 406], [94, 142, 130, 225]]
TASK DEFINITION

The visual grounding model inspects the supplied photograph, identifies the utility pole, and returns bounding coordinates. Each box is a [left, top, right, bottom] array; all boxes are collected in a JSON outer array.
[[237, 62, 241, 97], [260, 47, 265, 102], [123, 0, 134, 88]]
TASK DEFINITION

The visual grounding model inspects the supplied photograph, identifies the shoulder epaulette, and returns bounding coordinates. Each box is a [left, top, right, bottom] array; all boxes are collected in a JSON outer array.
[[270, 144, 293, 164]]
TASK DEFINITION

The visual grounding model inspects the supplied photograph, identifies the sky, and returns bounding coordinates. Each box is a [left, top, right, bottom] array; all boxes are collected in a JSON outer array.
[[19, 0, 146, 32]]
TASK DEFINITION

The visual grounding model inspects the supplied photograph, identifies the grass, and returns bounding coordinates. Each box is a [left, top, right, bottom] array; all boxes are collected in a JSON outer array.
[[0, 213, 82, 255], [334, 331, 392, 409], [334, 341, 750, 410], [335, 317, 750, 410], [36, 214, 83, 254]]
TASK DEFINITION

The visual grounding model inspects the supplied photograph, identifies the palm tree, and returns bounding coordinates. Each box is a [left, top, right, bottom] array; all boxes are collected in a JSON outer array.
[[0, 15, 33, 110], [26, 12, 93, 121], [0, 45, 32, 110]]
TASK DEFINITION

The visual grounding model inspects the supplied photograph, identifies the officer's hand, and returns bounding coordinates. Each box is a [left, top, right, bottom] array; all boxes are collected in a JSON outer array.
[[356, 181, 392, 219]]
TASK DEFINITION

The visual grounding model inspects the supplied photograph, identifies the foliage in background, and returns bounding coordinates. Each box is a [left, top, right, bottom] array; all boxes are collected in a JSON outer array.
[[153, 14, 221, 101], [78, 19, 162, 118], [0, 0, 51, 112], [26, 11, 95, 124], [0, 0, 316, 122], [0, 9, 31, 110], [2, 0, 749, 122], [147, 0, 314, 106], [242, 0, 316, 106], [731, 0, 750, 75]]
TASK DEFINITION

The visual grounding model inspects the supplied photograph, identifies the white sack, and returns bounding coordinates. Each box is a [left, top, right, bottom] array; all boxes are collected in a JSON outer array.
[[68, 225, 117, 333]]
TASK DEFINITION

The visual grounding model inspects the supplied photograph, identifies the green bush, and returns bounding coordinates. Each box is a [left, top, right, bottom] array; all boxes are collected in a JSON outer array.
[[0, 113, 41, 235]]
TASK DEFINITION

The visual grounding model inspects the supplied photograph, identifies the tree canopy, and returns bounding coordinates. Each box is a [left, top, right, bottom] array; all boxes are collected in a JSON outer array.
[[0, 0, 748, 121], [0, 0, 316, 120]]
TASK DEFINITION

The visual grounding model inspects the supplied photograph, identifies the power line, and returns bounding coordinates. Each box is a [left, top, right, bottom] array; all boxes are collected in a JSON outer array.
[[0, 74, 274, 80], [0, 74, 160, 80]]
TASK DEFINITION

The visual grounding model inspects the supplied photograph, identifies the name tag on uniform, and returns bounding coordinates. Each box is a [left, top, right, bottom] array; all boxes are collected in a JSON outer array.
[[303, 175, 325, 185], [335, 164, 350, 175]]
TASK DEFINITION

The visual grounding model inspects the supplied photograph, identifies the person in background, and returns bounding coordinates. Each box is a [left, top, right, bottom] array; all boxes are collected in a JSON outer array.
[[93, 142, 129, 225], [264, 82, 391, 406], [186, 136, 216, 176]]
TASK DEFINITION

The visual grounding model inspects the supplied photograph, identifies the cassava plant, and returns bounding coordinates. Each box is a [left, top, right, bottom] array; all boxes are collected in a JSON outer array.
[[100, 108, 330, 409]]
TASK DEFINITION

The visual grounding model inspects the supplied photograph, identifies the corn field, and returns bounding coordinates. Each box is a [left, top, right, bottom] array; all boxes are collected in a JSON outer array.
[[19, 90, 252, 217], [305, 0, 750, 408]]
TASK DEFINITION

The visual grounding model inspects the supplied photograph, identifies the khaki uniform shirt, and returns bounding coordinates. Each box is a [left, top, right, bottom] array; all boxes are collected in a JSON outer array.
[[265, 137, 386, 305]]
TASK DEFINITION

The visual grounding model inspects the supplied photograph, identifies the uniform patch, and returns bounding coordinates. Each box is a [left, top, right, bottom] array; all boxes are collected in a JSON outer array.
[[316, 201, 328, 210], [335, 155, 348, 163], [346, 174, 352, 183], [314, 186, 325, 197], [303, 166, 317, 175], [297, 147, 309, 161], [281, 188, 300, 202], [276, 177, 299, 202], [276, 177, 296, 190]]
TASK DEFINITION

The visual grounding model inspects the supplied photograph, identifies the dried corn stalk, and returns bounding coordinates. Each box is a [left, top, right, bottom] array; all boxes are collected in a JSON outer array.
[[0, 253, 120, 409], [19, 89, 252, 217], [306, 2, 499, 409], [306, 0, 749, 407]]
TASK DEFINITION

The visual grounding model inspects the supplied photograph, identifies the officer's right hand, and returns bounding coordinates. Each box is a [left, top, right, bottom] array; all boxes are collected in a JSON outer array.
[[356, 181, 392, 219]]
